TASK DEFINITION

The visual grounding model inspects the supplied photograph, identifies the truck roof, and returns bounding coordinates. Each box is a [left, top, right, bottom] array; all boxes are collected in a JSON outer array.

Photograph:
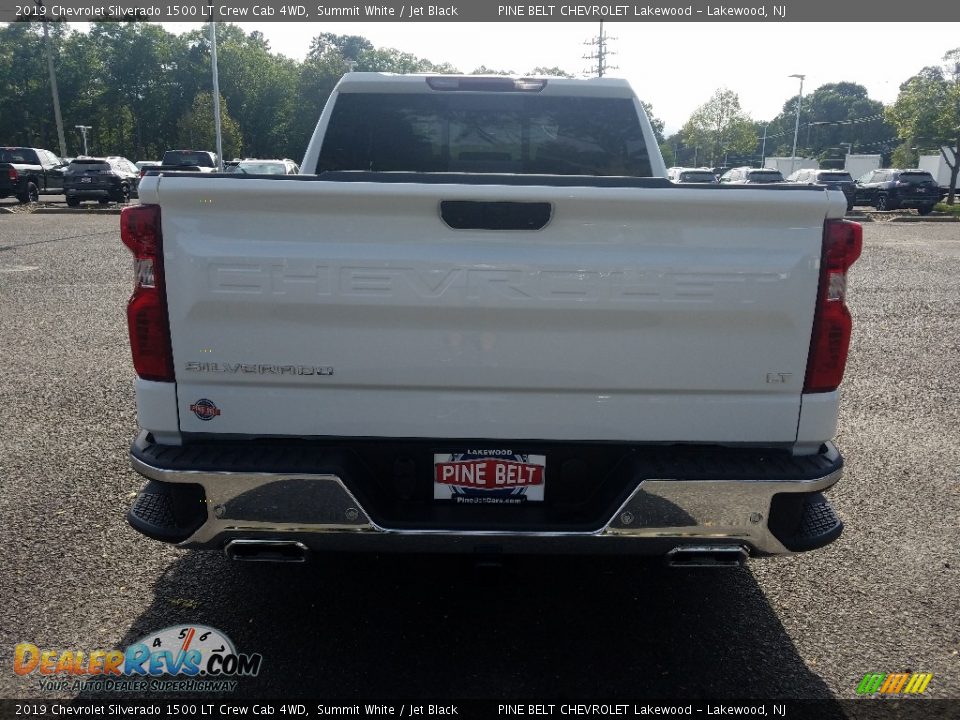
[[335, 72, 637, 99]]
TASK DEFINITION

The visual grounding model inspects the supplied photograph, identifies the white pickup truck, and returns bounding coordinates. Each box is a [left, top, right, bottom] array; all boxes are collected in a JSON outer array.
[[123, 74, 861, 566]]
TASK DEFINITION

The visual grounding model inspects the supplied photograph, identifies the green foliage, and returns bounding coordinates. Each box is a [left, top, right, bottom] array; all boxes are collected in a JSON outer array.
[[471, 65, 515, 75], [0, 22, 456, 164], [358, 47, 457, 74], [529, 66, 573, 78], [680, 88, 755, 166], [890, 141, 918, 169], [640, 101, 665, 145], [887, 48, 960, 203], [177, 92, 243, 159], [309, 33, 373, 61], [762, 82, 897, 162]]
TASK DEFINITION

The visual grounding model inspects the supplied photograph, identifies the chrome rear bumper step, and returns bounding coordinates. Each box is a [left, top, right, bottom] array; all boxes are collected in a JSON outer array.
[[224, 539, 309, 563], [666, 545, 749, 568]]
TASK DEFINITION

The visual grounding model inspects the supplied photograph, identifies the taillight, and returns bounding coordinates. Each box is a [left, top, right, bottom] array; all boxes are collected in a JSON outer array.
[[804, 219, 863, 393], [7, 167, 16, 182], [120, 205, 174, 382]]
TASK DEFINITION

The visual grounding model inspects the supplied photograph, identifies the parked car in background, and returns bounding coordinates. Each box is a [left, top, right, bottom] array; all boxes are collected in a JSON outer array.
[[719, 167, 785, 184], [64, 156, 139, 206], [0, 146, 67, 202], [854, 169, 943, 214], [223, 158, 300, 175], [136, 161, 162, 179], [787, 169, 856, 211], [666, 166, 719, 184], [159, 150, 217, 171]]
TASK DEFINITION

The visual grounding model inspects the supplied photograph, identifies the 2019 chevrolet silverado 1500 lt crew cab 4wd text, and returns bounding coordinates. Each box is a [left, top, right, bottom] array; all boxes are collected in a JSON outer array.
[[123, 74, 861, 566]]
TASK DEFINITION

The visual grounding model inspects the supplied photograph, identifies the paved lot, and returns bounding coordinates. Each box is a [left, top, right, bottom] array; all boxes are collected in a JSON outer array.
[[0, 194, 67, 207], [0, 213, 958, 701]]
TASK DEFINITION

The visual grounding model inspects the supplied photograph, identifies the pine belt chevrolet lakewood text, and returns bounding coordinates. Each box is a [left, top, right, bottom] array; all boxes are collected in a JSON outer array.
[[123, 74, 861, 566]]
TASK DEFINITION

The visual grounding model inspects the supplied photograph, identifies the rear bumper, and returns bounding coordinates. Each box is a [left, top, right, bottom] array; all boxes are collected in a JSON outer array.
[[128, 433, 844, 557], [0, 179, 25, 195], [65, 187, 114, 199], [892, 192, 940, 207]]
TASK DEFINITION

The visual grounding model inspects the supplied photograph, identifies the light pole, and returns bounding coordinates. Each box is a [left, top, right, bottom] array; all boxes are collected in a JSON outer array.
[[35, 0, 67, 158], [789, 74, 805, 176], [75, 125, 91, 156], [210, 20, 224, 172], [760, 124, 768, 167]]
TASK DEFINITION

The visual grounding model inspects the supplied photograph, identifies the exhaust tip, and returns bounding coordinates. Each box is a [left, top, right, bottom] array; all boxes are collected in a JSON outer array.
[[224, 539, 309, 563], [666, 545, 748, 568]]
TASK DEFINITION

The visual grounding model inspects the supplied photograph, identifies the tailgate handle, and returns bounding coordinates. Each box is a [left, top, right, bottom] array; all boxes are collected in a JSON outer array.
[[440, 201, 551, 231]]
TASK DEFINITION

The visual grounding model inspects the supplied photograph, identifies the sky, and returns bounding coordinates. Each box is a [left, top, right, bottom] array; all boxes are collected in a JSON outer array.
[[152, 21, 959, 135]]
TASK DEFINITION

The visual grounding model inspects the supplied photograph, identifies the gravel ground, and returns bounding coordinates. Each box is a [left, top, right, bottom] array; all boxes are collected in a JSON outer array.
[[0, 215, 958, 701]]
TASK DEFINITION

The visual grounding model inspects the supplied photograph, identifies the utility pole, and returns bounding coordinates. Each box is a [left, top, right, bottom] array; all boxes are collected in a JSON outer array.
[[35, 0, 67, 158], [210, 20, 224, 171], [583, 21, 617, 77], [789, 73, 805, 176]]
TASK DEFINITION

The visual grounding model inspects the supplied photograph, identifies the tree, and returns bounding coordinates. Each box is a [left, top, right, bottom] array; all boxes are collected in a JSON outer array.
[[758, 82, 896, 164], [309, 33, 373, 62], [887, 48, 960, 204], [640, 101, 665, 145], [529, 66, 573, 78], [177, 92, 242, 159], [202, 24, 298, 158], [890, 141, 918, 169], [680, 88, 755, 166], [0, 22, 69, 149], [358, 47, 456, 74], [471, 65, 514, 75]]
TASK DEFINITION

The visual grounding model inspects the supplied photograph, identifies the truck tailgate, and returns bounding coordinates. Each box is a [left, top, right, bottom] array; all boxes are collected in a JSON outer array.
[[153, 176, 836, 442]]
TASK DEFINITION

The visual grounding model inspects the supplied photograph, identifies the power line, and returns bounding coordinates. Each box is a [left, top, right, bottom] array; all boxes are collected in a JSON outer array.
[[753, 113, 890, 141]]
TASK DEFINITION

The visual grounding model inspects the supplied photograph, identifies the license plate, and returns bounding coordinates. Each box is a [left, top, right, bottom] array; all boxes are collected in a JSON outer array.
[[81, 177, 91, 183], [434, 451, 546, 504]]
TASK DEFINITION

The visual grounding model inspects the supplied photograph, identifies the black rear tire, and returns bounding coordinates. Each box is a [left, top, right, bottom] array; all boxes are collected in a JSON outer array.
[[917, 204, 935, 216], [17, 181, 39, 204], [113, 184, 130, 204], [876, 194, 899, 211], [66, 197, 80, 207]]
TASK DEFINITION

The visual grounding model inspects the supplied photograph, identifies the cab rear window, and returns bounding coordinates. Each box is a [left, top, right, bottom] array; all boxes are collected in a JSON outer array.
[[318, 93, 652, 177], [162, 151, 214, 167], [898, 172, 935, 184], [748, 171, 784, 183], [0, 148, 39, 164], [679, 172, 716, 183], [67, 160, 111, 172], [818, 173, 853, 182]]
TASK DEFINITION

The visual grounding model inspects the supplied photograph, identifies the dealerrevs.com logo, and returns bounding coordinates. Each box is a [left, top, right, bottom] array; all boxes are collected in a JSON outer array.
[[14, 625, 262, 693]]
